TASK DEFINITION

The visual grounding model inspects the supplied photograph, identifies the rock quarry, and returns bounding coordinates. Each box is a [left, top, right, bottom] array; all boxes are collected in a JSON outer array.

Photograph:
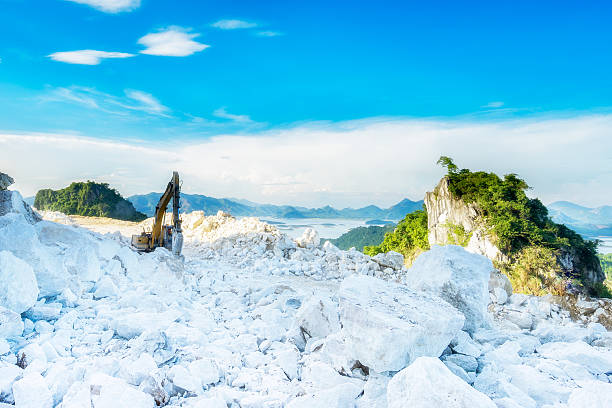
[[0, 174, 610, 407]]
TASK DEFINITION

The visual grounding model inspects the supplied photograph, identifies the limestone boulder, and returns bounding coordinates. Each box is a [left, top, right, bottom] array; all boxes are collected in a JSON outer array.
[[338, 274, 464, 373]]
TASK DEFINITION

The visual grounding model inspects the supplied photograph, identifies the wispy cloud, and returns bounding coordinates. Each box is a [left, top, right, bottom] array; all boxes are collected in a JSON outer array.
[[482, 101, 504, 108], [138, 27, 209, 57], [213, 107, 253, 123], [42, 86, 170, 117], [256, 31, 283, 37], [122, 90, 169, 115], [65, 0, 141, 13], [48, 50, 134, 65], [212, 19, 257, 30]]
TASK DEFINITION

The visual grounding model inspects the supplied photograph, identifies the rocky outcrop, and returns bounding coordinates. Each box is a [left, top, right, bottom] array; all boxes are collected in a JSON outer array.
[[425, 177, 505, 262], [0, 172, 14, 190], [425, 177, 604, 287], [0, 173, 41, 224]]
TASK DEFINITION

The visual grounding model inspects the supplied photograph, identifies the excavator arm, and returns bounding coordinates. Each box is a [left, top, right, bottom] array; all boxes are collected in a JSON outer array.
[[151, 171, 180, 246], [131, 171, 183, 256]]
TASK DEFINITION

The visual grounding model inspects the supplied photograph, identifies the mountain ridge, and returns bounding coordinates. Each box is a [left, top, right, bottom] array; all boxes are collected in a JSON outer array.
[[128, 192, 424, 220]]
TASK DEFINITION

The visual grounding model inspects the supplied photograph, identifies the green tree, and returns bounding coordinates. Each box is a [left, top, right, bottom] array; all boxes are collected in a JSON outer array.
[[437, 156, 458, 174]]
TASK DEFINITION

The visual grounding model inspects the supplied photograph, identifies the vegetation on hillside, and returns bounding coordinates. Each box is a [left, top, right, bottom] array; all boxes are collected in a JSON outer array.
[[437, 156, 606, 297], [599, 253, 612, 295], [600, 253, 612, 280], [35, 181, 147, 222], [364, 209, 430, 266], [326, 224, 396, 252]]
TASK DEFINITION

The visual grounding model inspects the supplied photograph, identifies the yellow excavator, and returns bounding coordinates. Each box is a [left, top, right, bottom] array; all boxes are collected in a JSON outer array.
[[131, 171, 183, 256]]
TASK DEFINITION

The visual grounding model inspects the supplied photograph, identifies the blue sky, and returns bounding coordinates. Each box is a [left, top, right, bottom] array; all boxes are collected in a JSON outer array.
[[1, 0, 611, 207]]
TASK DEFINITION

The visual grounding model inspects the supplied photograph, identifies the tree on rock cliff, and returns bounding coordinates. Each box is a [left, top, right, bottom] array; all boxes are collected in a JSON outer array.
[[432, 157, 606, 297]]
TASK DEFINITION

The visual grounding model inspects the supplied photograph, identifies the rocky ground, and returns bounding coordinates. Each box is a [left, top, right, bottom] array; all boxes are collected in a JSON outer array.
[[0, 189, 611, 407]]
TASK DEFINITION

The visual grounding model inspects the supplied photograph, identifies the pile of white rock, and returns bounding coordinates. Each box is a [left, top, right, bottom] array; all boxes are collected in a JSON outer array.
[[0, 191, 611, 408]]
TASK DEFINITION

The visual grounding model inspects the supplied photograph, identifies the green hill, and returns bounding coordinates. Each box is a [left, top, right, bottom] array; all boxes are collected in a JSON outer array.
[[326, 224, 396, 251], [34, 181, 147, 222]]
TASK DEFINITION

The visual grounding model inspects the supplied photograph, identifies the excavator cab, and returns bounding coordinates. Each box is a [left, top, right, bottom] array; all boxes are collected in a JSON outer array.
[[131, 171, 183, 256]]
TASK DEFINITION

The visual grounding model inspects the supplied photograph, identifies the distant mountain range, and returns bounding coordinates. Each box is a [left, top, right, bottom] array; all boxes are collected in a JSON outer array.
[[548, 201, 612, 238], [24, 190, 612, 240], [127, 193, 424, 221]]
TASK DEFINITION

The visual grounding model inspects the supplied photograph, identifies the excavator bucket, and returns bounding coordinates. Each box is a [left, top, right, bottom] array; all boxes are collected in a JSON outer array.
[[131, 234, 150, 251]]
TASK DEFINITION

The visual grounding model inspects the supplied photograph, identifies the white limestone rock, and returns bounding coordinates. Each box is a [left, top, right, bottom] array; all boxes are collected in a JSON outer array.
[[12, 373, 53, 408], [0, 190, 41, 224], [0, 306, 23, 339], [0, 363, 23, 404], [295, 228, 320, 249], [536, 341, 612, 375], [567, 380, 612, 407], [387, 357, 496, 408], [60, 382, 92, 408], [0, 251, 39, 314], [111, 311, 180, 339], [168, 365, 201, 393], [371, 251, 404, 270], [88, 373, 155, 408], [24, 302, 62, 321], [338, 274, 464, 373], [473, 365, 537, 408], [93, 276, 119, 299], [356, 373, 390, 408], [0, 338, 9, 355], [489, 270, 513, 298], [287, 382, 362, 408], [493, 287, 508, 305], [450, 330, 482, 357], [443, 353, 478, 372], [189, 358, 220, 386], [406, 245, 493, 333], [0, 215, 67, 297], [445, 360, 476, 384], [123, 354, 158, 386], [294, 295, 341, 341]]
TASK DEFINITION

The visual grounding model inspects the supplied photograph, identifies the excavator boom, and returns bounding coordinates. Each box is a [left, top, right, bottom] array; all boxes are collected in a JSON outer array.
[[131, 171, 183, 256]]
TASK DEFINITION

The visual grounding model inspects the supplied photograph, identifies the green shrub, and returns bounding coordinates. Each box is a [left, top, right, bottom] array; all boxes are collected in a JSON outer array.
[[364, 209, 430, 266], [444, 223, 472, 247]]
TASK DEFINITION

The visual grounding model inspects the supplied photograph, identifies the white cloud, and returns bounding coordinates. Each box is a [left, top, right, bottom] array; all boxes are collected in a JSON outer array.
[[483, 101, 505, 108], [256, 31, 283, 37], [2, 115, 612, 209], [213, 107, 252, 123], [48, 50, 134, 65], [65, 0, 141, 13], [212, 19, 257, 30], [124, 90, 169, 115], [43, 86, 169, 117], [138, 28, 209, 57]]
